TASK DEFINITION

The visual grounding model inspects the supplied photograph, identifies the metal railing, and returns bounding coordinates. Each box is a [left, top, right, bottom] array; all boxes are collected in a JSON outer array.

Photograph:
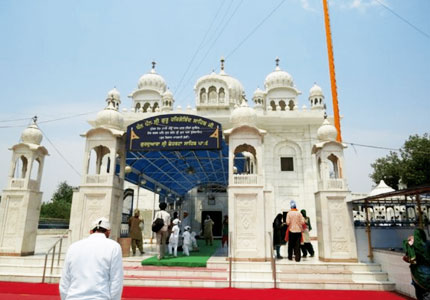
[[42, 230, 69, 283], [268, 232, 277, 289], [228, 231, 232, 288]]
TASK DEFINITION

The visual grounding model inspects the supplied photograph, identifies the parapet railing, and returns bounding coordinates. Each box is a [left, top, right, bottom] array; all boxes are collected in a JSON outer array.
[[42, 230, 69, 283]]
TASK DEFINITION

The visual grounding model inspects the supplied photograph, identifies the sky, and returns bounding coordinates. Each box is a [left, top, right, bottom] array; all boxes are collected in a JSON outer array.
[[0, 0, 429, 202]]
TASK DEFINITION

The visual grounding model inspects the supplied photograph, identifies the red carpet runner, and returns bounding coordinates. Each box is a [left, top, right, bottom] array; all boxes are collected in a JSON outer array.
[[0, 282, 412, 300]]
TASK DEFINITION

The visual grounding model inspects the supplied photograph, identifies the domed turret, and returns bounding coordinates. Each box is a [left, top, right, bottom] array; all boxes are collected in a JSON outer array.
[[230, 101, 257, 127], [264, 57, 294, 91], [309, 83, 324, 110], [252, 88, 265, 107], [130, 61, 167, 113], [317, 118, 337, 142], [195, 57, 244, 110], [21, 118, 43, 145], [263, 58, 301, 111], [161, 89, 174, 112], [95, 100, 124, 130], [106, 87, 121, 109], [137, 62, 167, 94]]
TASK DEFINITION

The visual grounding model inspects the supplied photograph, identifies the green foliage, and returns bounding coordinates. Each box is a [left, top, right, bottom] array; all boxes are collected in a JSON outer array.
[[40, 181, 74, 220], [370, 133, 430, 189]]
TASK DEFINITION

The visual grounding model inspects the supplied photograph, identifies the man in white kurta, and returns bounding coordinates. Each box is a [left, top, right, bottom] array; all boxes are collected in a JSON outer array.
[[60, 217, 123, 300]]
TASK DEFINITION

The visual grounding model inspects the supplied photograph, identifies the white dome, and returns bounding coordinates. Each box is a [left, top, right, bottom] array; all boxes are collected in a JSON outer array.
[[309, 83, 323, 97], [95, 102, 124, 130], [264, 58, 294, 91], [230, 101, 257, 127], [195, 72, 244, 98], [162, 89, 173, 99], [369, 180, 395, 196], [137, 67, 166, 94], [107, 87, 120, 103], [21, 123, 43, 145], [317, 119, 338, 141], [253, 88, 265, 99]]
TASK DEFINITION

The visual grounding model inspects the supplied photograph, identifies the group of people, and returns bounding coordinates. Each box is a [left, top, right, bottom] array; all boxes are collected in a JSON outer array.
[[273, 200, 314, 262], [153, 202, 202, 259]]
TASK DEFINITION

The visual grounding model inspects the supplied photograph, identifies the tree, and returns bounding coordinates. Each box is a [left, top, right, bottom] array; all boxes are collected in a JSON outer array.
[[40, 181, 74, 220], [370, 133, 430, 189]]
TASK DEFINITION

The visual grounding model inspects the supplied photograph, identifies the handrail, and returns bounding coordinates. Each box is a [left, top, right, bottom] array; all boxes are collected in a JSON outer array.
[[268, 232, 277, 289], [228, 231, 232, 288], [42, 230, 69, 283]]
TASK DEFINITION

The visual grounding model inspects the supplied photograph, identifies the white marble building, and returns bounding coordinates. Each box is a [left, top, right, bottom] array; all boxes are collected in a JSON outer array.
[[0, 58, 357, 262]]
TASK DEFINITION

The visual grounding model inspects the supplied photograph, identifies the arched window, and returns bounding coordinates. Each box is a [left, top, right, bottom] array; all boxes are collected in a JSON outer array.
[[234, 144, 257, 175], [279, 100, 286, 111], [327, 154, 340, 179], [152, 102, 159, 112], [14, 155, 28, 178], [135, 103, 141, 112], [219, 88, 225, 103], [87, 146, 110, 175], [143, 102, 150, 113], [288, 100, 295, 111], [208, 86, 217, 103], [270, 100, 276, 111], [319, 98, 322, 104], [200, 88, 207, 103], [30, 158, 40, 180]]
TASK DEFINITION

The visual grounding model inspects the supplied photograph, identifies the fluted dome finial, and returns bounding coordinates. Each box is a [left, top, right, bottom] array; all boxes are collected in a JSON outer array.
[[275, 57, 280, 70], [220, 56, 225, 71], [151, 61, 156, 73]]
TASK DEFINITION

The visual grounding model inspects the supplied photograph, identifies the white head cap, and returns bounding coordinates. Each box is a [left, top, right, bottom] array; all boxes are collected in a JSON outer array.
[[184, 226, 191, 231], [91, 217, 111, 231], [173, 219, 180, 225]]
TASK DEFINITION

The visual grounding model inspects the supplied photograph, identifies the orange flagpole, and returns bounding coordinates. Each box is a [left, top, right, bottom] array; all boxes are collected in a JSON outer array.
[[322, 0, 342, 142]]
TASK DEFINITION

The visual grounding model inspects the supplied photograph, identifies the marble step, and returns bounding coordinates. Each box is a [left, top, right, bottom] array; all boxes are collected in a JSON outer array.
[[124, 265, 227, 278]]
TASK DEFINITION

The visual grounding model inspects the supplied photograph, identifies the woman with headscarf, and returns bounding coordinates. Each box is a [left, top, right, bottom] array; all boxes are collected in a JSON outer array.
[[300, 209, 314, 258], [273, 213, 284, 259], [403, 228, 430, 300]]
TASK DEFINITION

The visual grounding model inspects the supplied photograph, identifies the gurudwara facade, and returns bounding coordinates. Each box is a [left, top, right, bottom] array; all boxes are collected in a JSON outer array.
[[0, 58, 357, 263]]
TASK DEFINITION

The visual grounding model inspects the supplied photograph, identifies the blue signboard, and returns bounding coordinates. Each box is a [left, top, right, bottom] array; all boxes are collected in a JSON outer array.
[[126, 114, 222, 151]]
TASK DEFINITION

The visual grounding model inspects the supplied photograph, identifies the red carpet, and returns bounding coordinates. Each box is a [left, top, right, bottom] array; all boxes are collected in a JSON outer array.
[[0, 281, 412, 300]]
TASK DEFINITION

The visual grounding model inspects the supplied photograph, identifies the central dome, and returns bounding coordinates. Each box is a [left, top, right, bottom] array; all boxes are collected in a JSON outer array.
[[137, 62, 166, 94], [264, 58, 294, 91]]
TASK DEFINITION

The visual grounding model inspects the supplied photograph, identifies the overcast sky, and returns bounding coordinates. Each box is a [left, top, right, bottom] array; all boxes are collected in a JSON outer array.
[[0, 0, 429, 202]]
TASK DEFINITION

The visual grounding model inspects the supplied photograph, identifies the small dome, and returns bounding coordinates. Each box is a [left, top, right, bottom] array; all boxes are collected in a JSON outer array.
[[253, 88, 265, 99], [106, 87, 121, 103], [95, 102, 124, 130], [317, 119, 338, 141], [264, 58, 294, 91], [21, 123, 43, 145], [369, 180, 395, 196], [309, 83, 323, 97], [230, 101, 257, 127], [137, 63, 167, 94], [162, 89, 173, 100]]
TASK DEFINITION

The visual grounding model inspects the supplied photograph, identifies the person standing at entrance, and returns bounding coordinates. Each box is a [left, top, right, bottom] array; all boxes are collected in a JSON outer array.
[[300, 209, 314, 258], [153, 202, 171, 260], [273, 213, 284, 259], [168, 218, 180, 257], [286, 200, 305, 262], [60, 217, 123, 300], [129, 209, 144, 256], [203, 215, 214, 246]]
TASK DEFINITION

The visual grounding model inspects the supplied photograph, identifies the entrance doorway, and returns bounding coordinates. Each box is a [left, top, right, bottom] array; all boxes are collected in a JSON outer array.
[[201, 211, 222, 237]]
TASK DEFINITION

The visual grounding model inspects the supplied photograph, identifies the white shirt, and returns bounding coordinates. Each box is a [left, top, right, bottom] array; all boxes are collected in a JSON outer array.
[[59, 233, 124, 300], [154, 210, 171, 232], [183, 231, 192, 246], [169, 225, 180, 245]]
